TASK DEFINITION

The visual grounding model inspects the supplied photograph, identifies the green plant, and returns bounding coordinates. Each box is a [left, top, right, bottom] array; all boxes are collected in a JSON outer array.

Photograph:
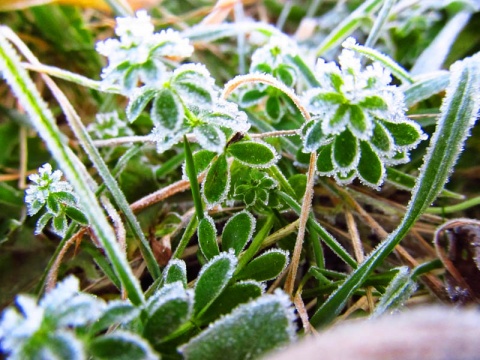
[[0, 1, 479, 359]]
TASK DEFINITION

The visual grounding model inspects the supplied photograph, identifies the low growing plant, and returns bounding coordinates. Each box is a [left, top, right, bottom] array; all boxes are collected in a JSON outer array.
[[0, 1, 479, 359]]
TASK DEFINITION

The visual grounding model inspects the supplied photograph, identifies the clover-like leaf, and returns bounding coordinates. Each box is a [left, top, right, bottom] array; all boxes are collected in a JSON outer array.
[[181, 291, 296, 360], [197, 281, 264, 325], [89, 331, 158, 360], [235, 249, 289, 282], [171, 63, 216, 109], [227, 140, 277, 168], [202, 154, 230, 207], [151, 88, 184, 131], [126, 87, 157, 123], [198, 216, 220, 260], [194, 252, 237, 315], [144, 282, 192, 343], [162, 259, 188, 288], [221, 210, 256, 256]]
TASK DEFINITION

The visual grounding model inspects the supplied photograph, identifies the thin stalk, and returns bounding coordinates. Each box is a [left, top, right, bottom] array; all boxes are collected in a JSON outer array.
[[183, 135, 204, 221], [364, 0, 396, 49], [236, 214, 275, 273], [21, 62, 121, 93], [427, 196, 480, 214], [0, 27, 144, 305], [277, 191, 357, 269], [3, 27, 161, 280], [173, 214, 199, 259], [285, 151, 316, 296]]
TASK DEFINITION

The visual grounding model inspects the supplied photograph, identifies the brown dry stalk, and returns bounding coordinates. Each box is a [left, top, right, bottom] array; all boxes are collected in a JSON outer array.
[[285, 151, 316, 296], [294, 291, 317, 335], [46, 228, 87, 291]]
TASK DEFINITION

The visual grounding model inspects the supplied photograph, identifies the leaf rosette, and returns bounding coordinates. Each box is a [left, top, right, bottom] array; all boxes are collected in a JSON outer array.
[[96, 10, 193, 94], [302, 38, 426, 188]]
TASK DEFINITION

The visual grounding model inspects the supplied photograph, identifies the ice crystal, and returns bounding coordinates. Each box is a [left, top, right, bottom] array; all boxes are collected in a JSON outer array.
[[96, 10, 193, 94], [301, 38, 426, 188], [24, 163, 73, 216]]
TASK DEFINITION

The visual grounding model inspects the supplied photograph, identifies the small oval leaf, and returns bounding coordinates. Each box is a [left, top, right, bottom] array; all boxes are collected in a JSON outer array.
[[151, 88, 184, 131], [333, 129, 358, 169], [202, 154, 230, 207], [227, 141, 277, 168], [194, 252, 237, 315], [235, 249, 289, 282], [198, 216, 220, 260], [316, 143, 334, 174], [89, 331, 158, 360], [357, 141, 384, 188], [163, 259, 188, 288], [221, 210, 256, 256], [126, 87, 157, 123]]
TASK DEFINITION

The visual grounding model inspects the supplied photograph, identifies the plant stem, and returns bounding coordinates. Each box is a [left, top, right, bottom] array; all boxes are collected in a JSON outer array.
[[184, 135, 205, 221]]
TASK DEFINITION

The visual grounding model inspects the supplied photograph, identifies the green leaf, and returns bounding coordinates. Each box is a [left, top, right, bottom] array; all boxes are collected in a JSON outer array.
[[227, 141, 277, 168], [65, 206, 88, 225], [151, 88, 184, 131], [383, 121, 423, 147], [35, 212, 53, 234], [370, 121, 392, 153], [198, 216, 220, 260], [194, 123, 226, 154], [316, 143, 334, 174], [163, 259, 188, 288], [191, 150, 217, 176], [333, 129, 358, 169], [197, 281, 263, 325], [202, 154, 229, 207], [236, 249, 289, 282], [303, 120, 327, 152], [144, 282, 192, 343], [89, 331, 158, 360], [275, 64, 296, 87], [240, 89, 266, 107], [357, 141, 384, 187], [328, 104, 349, 131], [52, 191, 77, 206], [90, 301, 140, 335], [194, 252, 237, 315], [358, 95, 388, 110], [221, 210, 256, 256], [181, 292, 296, 360], [265, 96, 283, 123], [288, 174, 307, 200], [47, 194, 61, 215], [44, 333, 85, 360], [171, 66, 214, 108], [372, 267, 417, 317], [403, 71, 450, 108], [126, 87, 157, 123], [52, 213, 68, 236], [349, 105, 368, 137]]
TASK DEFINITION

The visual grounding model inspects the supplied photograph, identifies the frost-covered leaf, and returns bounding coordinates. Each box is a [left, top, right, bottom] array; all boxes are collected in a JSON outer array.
[[198, 216, 220, 260], [41, 332, 85, 360], [151, 88, 184, 131], [333, 129, 358, 170], [171, 63, 216, 109], [240, 89, 266, 107], [90, 301, 140, 335], [35, 212, 53, 234], [162, 259, 187, 288], [357, 141, 384, 188], [89, 331, 158, 360], [181, 291, 296, 360], [144, 282, 192, 343], [382, 121, 424, 148], [221, 210, 256, 256], [370, 121, 393, 154], [194, 252, 237, 315], [372, 267, 417, 317], [194, 123, 226, 154], [202, 154, 229, 207], [265, 96, 284, 123], [126, 87, 157, 123], [65, 206, 89, 225], [235, 249, 289, 282], [187, 150, 216, 177], [403, 71, 450, 108], [227, 141, 277, 168], [197, 281, 263, 325], [303, 120, 328, 153], [316, 143, 335, 174]]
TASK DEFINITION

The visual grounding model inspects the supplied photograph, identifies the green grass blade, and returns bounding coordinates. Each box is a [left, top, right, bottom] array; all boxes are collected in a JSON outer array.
[[0, 27, 144, 306], [315, 0, 383, 57], [310, 52, 480, 328], [403, 71, 450, 108], [364, 0, 396, 49]]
